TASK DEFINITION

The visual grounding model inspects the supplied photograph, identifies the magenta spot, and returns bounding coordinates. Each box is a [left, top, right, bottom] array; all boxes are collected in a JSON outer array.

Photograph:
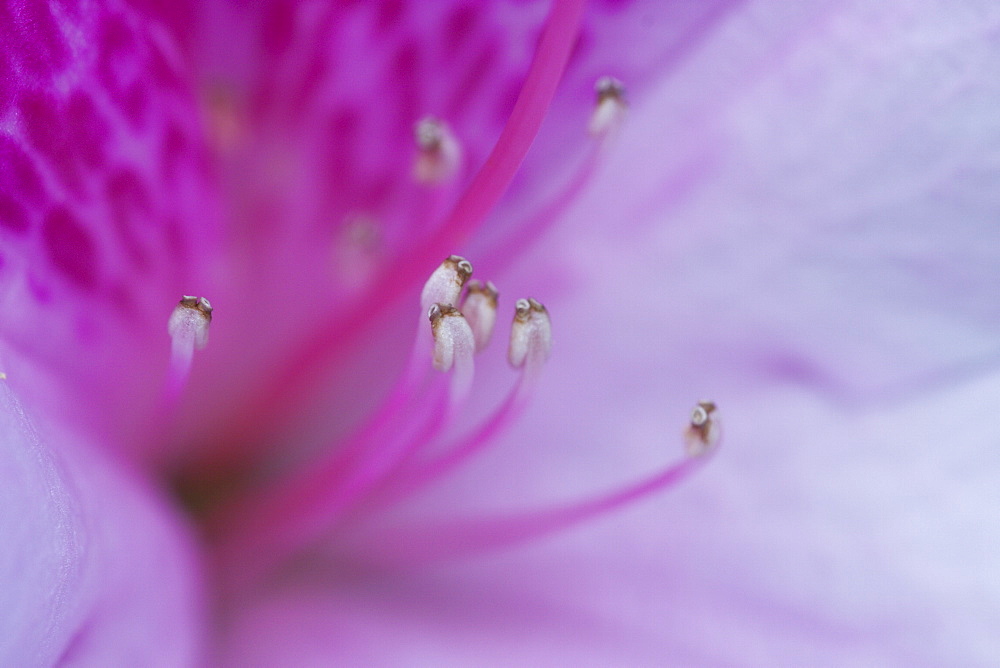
[[322, 107, 361, 186], [444, 5, 478, 56], [374, 0, 404, 32], [98, 15, 140, 109], [0, 51, 13, 112], [66, 91, 108, 167], [42, 207, 98, 289], [447, 40, 498, 114], [100, 15, 135, 57], [164, 216, 187, 264], [262, 2, 296, 57], [0, 194, 29, 233], [160, 123, 187, 183], [0, 135, 46, 204], [121, 81, 149, 128], [148, 43, 185, 93], [391, 42, 421, 124], [105, 168, 152, 269], [285, 54, 328, 120], [393, 41, 420, 80], [19, 93, 81, 195], [20, 92, 64, 151]]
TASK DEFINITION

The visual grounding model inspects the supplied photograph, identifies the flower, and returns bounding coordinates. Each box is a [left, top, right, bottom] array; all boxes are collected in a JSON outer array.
[[3, 0, 999, 665]]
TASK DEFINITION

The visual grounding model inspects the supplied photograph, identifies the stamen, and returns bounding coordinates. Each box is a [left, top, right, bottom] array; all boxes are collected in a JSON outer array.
[[219, 0, 585, 447], [429, 303, 476, 408], [354, 298, 553, 516], [168, 295, 213, 353], [350, 401, 721, 564], [429, 303, 473, 372], [460, 279, 499, 352], [588, 76, 628, 138], [420, 255, 474, 313], [684, 400, 720, 457], [413, 116, 463, 185], [210, 265, 482, 582], [395, 0, 586, 271], [164, 296, 213, 405], [508, 298, 552, 371]]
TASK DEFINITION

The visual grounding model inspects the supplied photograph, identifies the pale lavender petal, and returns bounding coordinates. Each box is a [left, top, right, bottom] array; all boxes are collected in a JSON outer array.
[[218, 1, 1000, 664], [0, 0, 220, 451], [436, 1, 1000, 664], [0, 379, 203, 664]]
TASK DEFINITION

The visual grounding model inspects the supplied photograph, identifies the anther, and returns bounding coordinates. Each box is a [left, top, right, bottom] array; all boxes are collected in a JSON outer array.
[[684, 400, 720, 456], [420, 255, 474, 313], [461, 280, 499, 352], [413, 116, 463, 184], [588, 76, 627, 138], [508, 298, 552, 369], [168, 296, 213, 353], [429, 303, 476, 373], [162, 295, 213, 410]]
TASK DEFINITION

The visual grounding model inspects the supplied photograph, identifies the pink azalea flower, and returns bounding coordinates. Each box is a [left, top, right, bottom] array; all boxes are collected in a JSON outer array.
[[2, 0, 997, 664]]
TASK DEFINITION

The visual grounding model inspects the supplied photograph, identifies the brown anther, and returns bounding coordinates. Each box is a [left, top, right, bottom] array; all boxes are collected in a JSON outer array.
[[414, 117, 445, 151], [428, 303, 461, 324], [684, 400, 719, 456], [595, 76, 626, 105], [443, 255, 474, 283], [178, 295, 213, 321], [466, 279, 499, 307], [514, 297, 546, 322]]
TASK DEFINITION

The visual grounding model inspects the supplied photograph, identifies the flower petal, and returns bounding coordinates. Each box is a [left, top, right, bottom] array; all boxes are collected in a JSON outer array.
[[0, 0, 219, 451], [0, 379, 203, 664], [163, 0, 743, 457], [408, 1, 1000, 663], [216, 2, 1000, 664]]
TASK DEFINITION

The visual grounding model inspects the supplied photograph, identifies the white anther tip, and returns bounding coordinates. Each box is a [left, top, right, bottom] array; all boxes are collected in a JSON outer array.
[[684, 401, 720, 457], [461, 279, 499, 352], [508, 298, 551, 369], [421, 255, 474, 313], [168, 295, 213, 352], [414, 116, 463, 184], [429, 303, 475, 373], [589, 76, 627, 138]]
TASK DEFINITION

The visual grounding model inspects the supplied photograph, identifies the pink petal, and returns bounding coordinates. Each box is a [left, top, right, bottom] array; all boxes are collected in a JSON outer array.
[[0, 379, 203, 664], [167, 0, 742, 459], [0, 0, 219, 452], [219, 2, 1000, 664], [438, 1, 1000, 663]]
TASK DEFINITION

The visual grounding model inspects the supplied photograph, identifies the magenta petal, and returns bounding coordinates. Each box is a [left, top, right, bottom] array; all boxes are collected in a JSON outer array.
[[0, 381, 203, 664], [0, 0, 219, 451]]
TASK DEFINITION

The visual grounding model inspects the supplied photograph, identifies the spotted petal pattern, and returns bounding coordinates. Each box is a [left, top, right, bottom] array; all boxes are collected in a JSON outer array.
[[0, 0, 218, 451]]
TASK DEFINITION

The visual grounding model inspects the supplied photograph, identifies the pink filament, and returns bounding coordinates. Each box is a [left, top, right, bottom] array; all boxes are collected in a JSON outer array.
[[218, 0, 587, 449], [355, 453, 714, 565], [489, 136, 604, 273], [362, 365, 540, 514]]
